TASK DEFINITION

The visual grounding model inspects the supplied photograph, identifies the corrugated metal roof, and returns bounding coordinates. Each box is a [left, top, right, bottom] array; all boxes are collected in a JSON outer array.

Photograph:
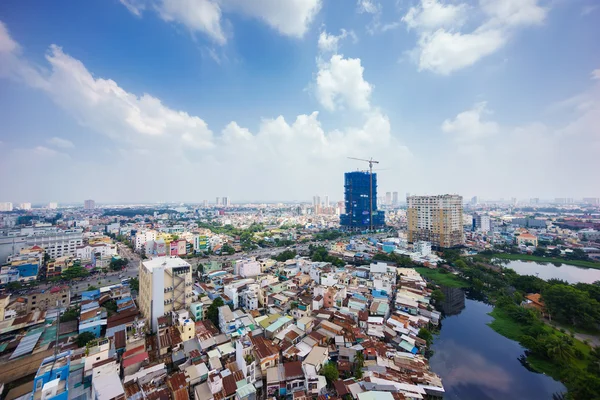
[[10, 327, 44, 359]]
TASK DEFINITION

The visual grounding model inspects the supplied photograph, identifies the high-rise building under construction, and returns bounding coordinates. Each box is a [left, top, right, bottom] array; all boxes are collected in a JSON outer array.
[[340, 171, 385, 231]]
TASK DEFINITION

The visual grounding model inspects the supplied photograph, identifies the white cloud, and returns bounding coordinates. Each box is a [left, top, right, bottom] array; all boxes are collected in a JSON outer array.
[[47, 137, 75, 148], [119, 0, 145, 16], [592, 69, 600, 80], [357, 0, 380, 14], [442, 102, 500, 142], [403, 0, 548, 74], [121, 0, 322, 44], [480, 0, 546, 27], [417, 28, 506, 75], [0, 20, 412, 202], [221, 0, 322, 38], [157, 0, 226, 45], [0, 21, 18, 53], [403, 0, 467, 31], [317, 29, 354, 53], [316, 54, 373, 111]]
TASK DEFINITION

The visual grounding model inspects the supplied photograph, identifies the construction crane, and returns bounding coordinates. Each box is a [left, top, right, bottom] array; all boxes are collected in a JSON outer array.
[[348, 157, 379, 232]]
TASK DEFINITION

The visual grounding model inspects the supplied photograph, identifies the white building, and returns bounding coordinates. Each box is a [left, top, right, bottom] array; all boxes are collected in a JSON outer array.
[[48, 202, 58, 209], [413, 241, 432, 256], [218, 305, 235, 334], [0, 203, 13, 212], [19, 203, 31, 210], [134, 230, 157, 251], [76, 243, 117, 261], [27, 231, 83, 259], [234, 258, 261, 278], [473, 213, 491, 233], [138, 256, 193, 332]]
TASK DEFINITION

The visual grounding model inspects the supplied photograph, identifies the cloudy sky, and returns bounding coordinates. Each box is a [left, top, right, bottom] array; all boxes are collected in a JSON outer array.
[[0, 0, 599, 204]]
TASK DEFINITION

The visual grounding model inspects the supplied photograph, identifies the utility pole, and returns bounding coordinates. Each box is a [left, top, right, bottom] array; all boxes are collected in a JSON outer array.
[[347, 157, 380, 232]]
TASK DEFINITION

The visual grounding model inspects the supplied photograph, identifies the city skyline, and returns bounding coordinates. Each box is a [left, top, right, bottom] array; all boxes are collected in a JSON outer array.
[[1, 1, 599, 203]]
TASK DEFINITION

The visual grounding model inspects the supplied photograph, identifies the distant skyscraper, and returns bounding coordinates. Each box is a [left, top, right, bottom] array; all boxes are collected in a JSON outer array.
[[222, 197, 231, 206], [203, 200, 208, 208], [385, 192, 392, 205], [48, 202, 58, 209], [470, 196, 478, 205], [313, 195, 321, 208], [340, 171, 385, 231], [583, 197, 600, 206], [392, 192, 399, 206], [216, 197, 221, 206], [0, 202, 13, 212], [84, 199, 95, 210], [530, 198, 540, 204], [324, 195, 329, 208], [19, 203, 31, 210], [407, 194, 464, 248]]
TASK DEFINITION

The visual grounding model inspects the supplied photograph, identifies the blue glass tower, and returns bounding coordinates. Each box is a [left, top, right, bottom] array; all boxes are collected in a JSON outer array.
[[340, 171, 385, 231]]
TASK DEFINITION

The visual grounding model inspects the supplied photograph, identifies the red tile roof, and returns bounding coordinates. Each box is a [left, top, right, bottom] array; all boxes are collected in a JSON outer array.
[[122, 352, 149, 368]]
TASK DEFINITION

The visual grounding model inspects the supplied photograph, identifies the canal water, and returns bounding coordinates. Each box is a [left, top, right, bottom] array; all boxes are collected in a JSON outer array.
[[429, 288, 566, 400], [502, 260, 600, 284]]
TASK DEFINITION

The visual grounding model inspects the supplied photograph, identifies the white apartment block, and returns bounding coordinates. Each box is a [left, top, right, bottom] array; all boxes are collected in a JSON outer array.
[[0, 203, 13, 212], [76, 243, 117, 261], [138, 256, 193, 332], [27, 231, 84, 259], [233, 258, 260, 278], [48, 202, 58, 209], [19, 203, 31, 210], [134, 230, 157, 251], [407, 194, 464, 248]]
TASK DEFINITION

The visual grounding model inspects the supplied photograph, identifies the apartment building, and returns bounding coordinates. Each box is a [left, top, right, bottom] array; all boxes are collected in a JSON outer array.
[[0, 202, 13, 212], [76, 243, 117, 261], [138, 256, 193, 332], [27, 231, 84, 259], [134, 230, 157, 251], [407, 194, 464, 249]]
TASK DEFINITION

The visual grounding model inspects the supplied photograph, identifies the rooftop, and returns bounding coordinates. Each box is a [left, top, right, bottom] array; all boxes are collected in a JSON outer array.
[[142, 256, 191, 271]]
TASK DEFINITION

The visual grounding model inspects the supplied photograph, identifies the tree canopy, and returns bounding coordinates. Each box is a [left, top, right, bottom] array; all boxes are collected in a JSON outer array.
[[206, 297, 225, 327]]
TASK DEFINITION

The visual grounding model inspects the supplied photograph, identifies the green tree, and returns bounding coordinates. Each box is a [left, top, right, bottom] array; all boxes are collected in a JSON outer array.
[[321, 362, 339, 386], [60, 307, 80, 322], [110, 258, 128, 271], [543, 335, 575, 364], [87, 286, 98, 291], [354, 351, 364, 379], [104, 300, 118, 314], [6, 281, 23, 290], [430, 289, 445, 304], [221, 244, 236, 255], [129, 277, 139, 292], [274, 250, 297, 262], [417, 327, 434, 346], [207, 297, 225, 327], [76, 332, 96, 347]]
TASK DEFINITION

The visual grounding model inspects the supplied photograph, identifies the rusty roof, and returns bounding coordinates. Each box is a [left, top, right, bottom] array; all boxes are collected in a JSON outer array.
[[283, 361, 303, 379], [114, 330, 126, 349], [167, 372, 187, 391]]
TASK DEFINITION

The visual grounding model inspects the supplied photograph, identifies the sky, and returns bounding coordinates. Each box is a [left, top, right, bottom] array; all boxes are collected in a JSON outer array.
[[0, 0, 599, 204]]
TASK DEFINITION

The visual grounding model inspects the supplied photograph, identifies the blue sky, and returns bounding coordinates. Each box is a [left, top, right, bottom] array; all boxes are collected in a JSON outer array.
[[0, 0, 599, 204]]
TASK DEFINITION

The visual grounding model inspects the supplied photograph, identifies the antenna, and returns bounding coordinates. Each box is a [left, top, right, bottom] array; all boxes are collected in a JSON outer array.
[[347, 157, 380, 232]]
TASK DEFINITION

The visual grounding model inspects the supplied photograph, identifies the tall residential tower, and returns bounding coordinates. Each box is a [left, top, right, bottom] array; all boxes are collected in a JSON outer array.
[[407, 194, 464, 248]]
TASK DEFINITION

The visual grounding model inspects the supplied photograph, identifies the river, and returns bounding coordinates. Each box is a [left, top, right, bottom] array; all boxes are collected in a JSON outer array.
[[502, 260, 600, 284], [429, 288, 566, 400]]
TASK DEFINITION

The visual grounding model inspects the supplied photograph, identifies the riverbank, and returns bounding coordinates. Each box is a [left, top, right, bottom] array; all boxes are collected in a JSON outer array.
[[413, 267, 469, 288], [487, 307, 592, 380], [487, 253, 600, 270]]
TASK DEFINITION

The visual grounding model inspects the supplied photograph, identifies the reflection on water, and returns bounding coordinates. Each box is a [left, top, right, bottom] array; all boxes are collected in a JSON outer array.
[[503, 260, 600, 284], [430, 296, 565, 400], [439, 286, 465, 316]]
